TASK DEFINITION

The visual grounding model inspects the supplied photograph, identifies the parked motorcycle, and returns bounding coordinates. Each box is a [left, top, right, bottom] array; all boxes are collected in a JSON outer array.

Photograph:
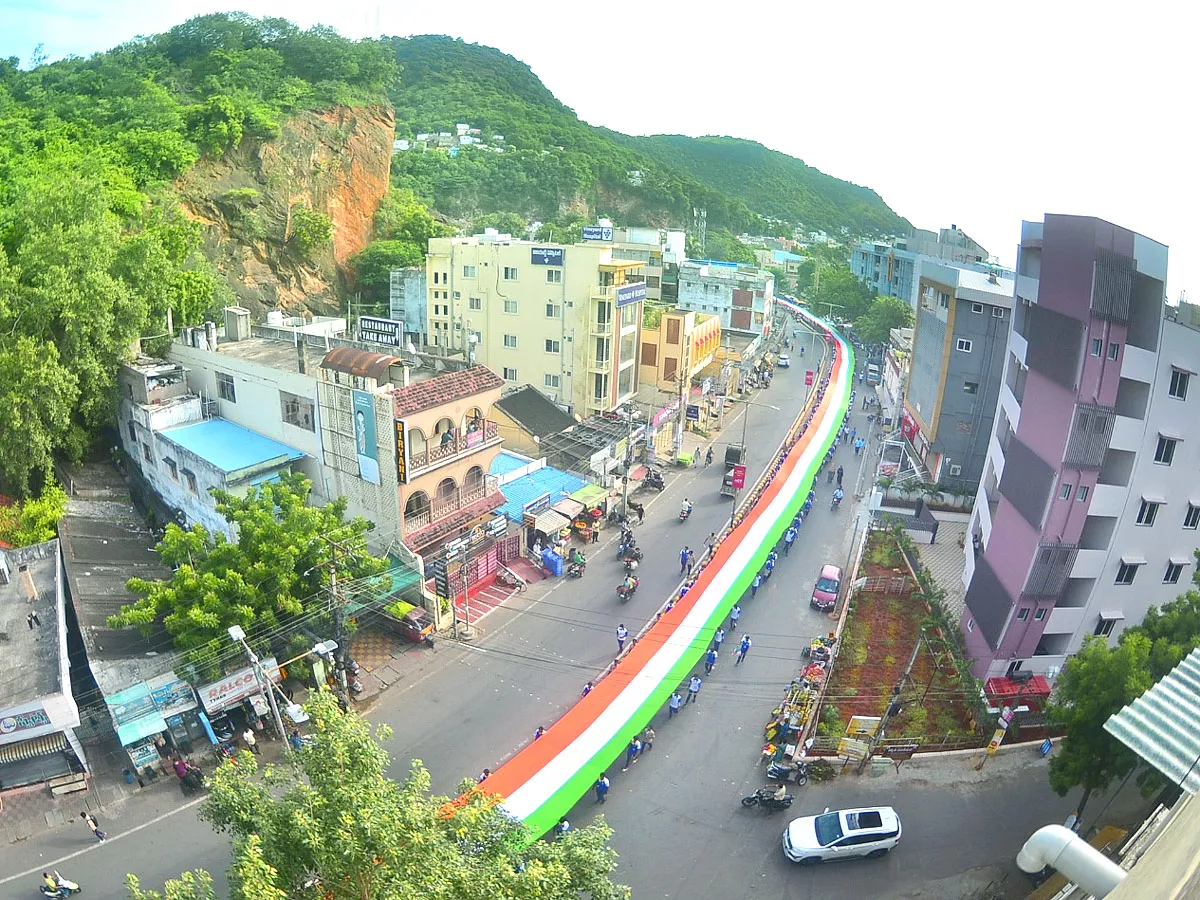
[[644, 469, 666, 492], [566, 561, 586, 578], [766, 760, 809, 787], [740, 787, 794, 812], [617, 576, 639, 603], [39, 872, 81, 897], [179, 763, 206, 796]]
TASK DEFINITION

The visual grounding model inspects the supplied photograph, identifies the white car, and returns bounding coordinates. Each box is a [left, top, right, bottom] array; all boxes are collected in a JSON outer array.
[[777, 354, 791, 369], [782, 806, 901, 865]]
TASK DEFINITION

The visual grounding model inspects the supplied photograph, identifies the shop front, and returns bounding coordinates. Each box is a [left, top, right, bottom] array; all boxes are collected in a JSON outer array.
[[436, 513, 519, 594], [0, 699, 85, 790], [197, 658, 283, 746]]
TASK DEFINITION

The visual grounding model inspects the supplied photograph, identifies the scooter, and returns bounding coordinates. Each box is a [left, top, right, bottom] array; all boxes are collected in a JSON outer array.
[[617, 576, 639, 603], [566, 560, 586, 578], [740, 787, 794, 812], [39, 872, 81, 897], [619, 545, 644, 563], [623, 557, 639, 574], [766, 760, 809, 787], [678, 506, 693, 523]]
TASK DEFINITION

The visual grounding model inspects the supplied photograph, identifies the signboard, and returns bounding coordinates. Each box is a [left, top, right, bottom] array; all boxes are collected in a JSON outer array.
[[701, 378, 713, 396], [986, 727, 1008, 755], [444, 537, 470, 560], [731, 464, 746, 490], [0, 706, 51, 736], [198, 658, 281, 715], [128, 742, 161, 769], [652, 398, 681, 428], [582, 225, 614, 242], [615, 282, 648, 308], [466, 429, 484, 449], [394, 419, 409, 484], [358, 315, 403, 347], [838, 737, 869, 760], [884, 744, 919, 760], [148, 672, 197, 716], [998, 706, 1015, 730], [106, 683, 157, 728], [846, 716, 881, 736], [487, 514, 509, 538], [530, 246, 565, 266], [522, 493, 553, 516], [805, 370, 814, 386], [352, 390, 381, 485], [429, 558, 451, 598], [686, 404, 700, 421]]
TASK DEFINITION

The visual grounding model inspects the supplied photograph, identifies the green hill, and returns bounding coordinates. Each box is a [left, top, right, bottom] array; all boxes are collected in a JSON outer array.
[[386, 35, 907, 236]]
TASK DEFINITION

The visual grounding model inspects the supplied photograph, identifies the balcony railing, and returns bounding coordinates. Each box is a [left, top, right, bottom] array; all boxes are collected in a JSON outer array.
[[404, 477, 496, 533], [408, 420, 501, 475]]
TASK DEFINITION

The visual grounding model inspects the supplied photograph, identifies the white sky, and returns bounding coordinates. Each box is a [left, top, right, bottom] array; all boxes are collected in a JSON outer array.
[[3, 0, 1195, 298]]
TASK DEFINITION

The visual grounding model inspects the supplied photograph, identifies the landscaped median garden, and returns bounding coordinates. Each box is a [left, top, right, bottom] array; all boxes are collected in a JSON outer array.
[[812, 523, 988, 752]]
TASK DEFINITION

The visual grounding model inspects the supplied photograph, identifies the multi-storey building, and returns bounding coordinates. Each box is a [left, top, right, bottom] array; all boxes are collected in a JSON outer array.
[[878, 326, 912, 429], [426, 231, 647, 416], [638, 308, 722, 393], [901, 264, 1014, 489], [960, 214, 1176, 679], [676, 261, 775, 337], [601, 224, 686, 303], [851, 226, 995, 306], [388, 267, 427, 347]]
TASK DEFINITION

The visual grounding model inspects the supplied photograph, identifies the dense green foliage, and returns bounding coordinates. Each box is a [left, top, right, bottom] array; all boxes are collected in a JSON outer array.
[[621, 135, 910, 236], [136, 691, 628, 900], [0, 480, 68, 547], [351, 189, 454, 301], [386, 36, 904, 236], [112, 474, 386, 679], [688, 228, 757, 265], [0, 13, 394, 495], [853, 295, 914, 344]]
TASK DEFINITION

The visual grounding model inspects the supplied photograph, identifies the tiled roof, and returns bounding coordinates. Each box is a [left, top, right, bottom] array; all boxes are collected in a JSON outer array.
[[406, 492, 506, 552], [497, 467, 587, 521], [393, 365, 505, 418], [494, 386, 575, 437]]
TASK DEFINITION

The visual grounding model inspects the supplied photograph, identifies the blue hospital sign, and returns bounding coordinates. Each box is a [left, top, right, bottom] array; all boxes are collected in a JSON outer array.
[[530, 247, 565, 266]]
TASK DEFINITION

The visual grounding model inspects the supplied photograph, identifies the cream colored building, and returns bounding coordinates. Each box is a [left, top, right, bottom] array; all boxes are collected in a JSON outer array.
[[426, 231, 647, 417]]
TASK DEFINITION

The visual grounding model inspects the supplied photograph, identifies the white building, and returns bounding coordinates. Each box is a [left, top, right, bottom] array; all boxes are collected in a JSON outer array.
[[676, 261, 775, 337]]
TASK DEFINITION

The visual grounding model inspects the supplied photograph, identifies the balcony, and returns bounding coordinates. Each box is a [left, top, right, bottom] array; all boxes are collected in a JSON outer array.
[[408, 420, 501, 476], [1070, 549, 1108, 580], [1016, 274, 1039, 304], [1108, 415, 1145, 453], [592, 318, 614, 336], [1087, 483, 1127, 519], [403, 476, 499, 533], [1120, 345, 1157, 385]]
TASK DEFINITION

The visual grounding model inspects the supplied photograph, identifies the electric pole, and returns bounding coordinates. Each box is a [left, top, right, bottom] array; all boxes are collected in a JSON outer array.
[[859, 629, 924, 773]]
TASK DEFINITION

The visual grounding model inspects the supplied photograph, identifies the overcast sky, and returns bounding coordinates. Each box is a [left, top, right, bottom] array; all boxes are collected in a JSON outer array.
[[3, 0, 1194, 299]]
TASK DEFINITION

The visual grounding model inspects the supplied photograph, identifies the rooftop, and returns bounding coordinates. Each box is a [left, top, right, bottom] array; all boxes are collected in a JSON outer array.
[[205, 336, 312, 375], [392, 365, 505, 418], [495, 465, 587, 521], [159, 419, 306, 475], [0, 540, 63, 707], [127, 356, 186, 378], [954, 268, 1015, 307], [320, 346, 404, 381], [494, 386, 576, 438], [490, 450, 535, 478]]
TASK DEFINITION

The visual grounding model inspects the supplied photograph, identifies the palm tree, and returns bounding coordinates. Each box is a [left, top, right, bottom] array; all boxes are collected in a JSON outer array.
[[921, 481, 945, 507], [875, 475, 895, 501]]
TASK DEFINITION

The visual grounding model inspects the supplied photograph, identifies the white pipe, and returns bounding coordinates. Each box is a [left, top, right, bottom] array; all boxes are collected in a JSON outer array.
[[1016, 824, 1126, 898]]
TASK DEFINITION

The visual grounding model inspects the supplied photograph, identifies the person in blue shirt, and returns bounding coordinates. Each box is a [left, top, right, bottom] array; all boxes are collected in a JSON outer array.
[[735, 634, 753, 665], [704, 647, 718, 673], [751, 573, 763, 598], [784, 527, 797, 555]]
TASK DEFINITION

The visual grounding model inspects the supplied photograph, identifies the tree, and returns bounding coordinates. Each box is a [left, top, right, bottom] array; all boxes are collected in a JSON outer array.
[[1046, 635, 1154, 817], [874, 475, 895, 502], [0, 335, 79, 495], [853, 295, 913, 346], [0, 479, 68, 547], [810, 263, 874, 322], [111, 474, 386, 677], [1129, 582, 1200, 680], [172, 690, 629, 900], [288, 205, 332, 256], [374, 188, 453, 245], [350, 240, 425, 287]]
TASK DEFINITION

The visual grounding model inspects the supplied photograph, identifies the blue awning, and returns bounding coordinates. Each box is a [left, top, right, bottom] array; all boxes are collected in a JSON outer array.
[[116, 712, 169, 747]]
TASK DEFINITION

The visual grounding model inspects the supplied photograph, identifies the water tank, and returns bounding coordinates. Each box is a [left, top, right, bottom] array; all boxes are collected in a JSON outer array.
[[266, 309, 285, 327]]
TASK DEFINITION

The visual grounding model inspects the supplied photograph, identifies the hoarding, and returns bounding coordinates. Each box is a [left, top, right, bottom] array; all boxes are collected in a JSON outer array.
[[531, 247, 565, 266], [582, 225, 614, 242], [353, 390, 381, 485], [359, 315, 403, 347], [615, 282, 647, 308], [731, 464, 746, 490], [394, 419, 409, 484]]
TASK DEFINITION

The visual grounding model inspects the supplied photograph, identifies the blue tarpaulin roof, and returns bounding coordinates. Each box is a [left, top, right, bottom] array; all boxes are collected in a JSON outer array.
[[773, 250, 804, 264], [498, 466, 587, 521], [160, 419, 306, 474], [490, 451, 532, 477]]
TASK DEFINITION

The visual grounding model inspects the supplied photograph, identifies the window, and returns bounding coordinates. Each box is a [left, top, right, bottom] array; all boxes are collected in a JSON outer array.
[[993, 307, 1005, 318], [546, 269, 562, 284], [1164, 562, 1185, 584], [432, 271, 440, 285], [165, 457, 178, 481], [1059, 483, 1074, 501], [1185, 504, 1200, 529], [938, 291, 950, 309], [463, 264, 477, 278], [1016, 608, 1029, 622], [1034, 608, 1046, 621], [1115, 563, 1139, 585], [503, 266, 518, 281], [1137, 500, 1160, 525], [141, 443, 152, 463], [963, 381, 979, 394], [972, 303, 984, 314], [280, 391, 315, 431], [469, 296, 482, 311], [1154, 436, 1177, 465], [217, 371, 236, 402], [127, 421, 137, 442], [948, 464, 962, 476], [1076, 485, 1089, 502], [183, 469, 198, 495], [546, 303, 562, 318], [545, 339, 561, 353], [453, 291, 461, 301], [503, 334, 518, 349], [544, 374, 560, 389], [1090, 338, 1103, 357], [1108, 342, 1120, 361], [956, 339, 973, 353], [1095, 617, 1118, 637], [1169, 369, 1190, 400], [502, 367, 518, 381], [503, 299, 519, 315]]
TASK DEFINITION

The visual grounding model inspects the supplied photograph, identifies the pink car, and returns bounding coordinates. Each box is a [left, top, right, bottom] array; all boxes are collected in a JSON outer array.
[[810, 564, 843, 612]]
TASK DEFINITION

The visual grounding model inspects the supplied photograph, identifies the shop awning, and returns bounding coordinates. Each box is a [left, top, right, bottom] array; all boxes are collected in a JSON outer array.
[[551, 498, 585, 519], [116, 711, 169, 747], [530, 509, 570, 534], [570, 484, 608, 508], [627, 464, 649, 481], [0, 731, 67, 766]]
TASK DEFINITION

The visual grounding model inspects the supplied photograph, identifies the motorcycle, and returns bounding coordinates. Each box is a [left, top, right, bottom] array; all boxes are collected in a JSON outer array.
[[766, 760, 809, 787], [644, 470, 666, 492], [617, 576, 639, 603], [623, 557, 639, 574], [830, 493, 844, 511], [39, 873, 81, 897], [740, 787, 794, 812], [566, 561, 586, 578], [678, 506, 693, 523], [179, 763, 206, 796]]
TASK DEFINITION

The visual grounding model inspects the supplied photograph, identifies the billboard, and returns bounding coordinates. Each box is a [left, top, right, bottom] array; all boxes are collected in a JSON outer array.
[[531, 247, 565, 266], [352, 390, 381, 485], [582, 225, 614, 242], [359, 315, 403, 347], [394, 419, 410, 484], [615, 282, 647, 308]]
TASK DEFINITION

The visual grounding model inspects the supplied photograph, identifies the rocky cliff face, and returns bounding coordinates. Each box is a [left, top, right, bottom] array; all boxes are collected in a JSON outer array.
[[177, 105, 394, 316]]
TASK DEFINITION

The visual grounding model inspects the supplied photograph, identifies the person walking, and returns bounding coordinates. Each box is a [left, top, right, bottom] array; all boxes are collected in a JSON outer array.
[[735, 634, 753, 665], [751, 572, 763, 599], [764, 555, 775, 580], [595, 773, 611, 803], [616, 623, 629, 653], [80, 811, 105, 842], [622, 737, 643, 771], [642, 726, 656, 752], [668, 690, 683, 718], [705, 446, 714, 467], [686, 548, 696, 576], [582, 680, 595, 698], [685, 673, 703, 705], [713, 627, 726, 653], [704, 647, 718, 674], [705, 531, 717, 555], [679, 546, 690, 576], [633, 502, 645, 524], [242, 728, 260, 755], [729, 604, 742, 631], [836, 465, 844, 488], [784, 527, 797, 556]]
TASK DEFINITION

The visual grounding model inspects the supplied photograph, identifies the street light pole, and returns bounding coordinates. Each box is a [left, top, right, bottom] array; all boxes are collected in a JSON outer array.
[[724, 397, 781, 525], [228, 625, 289, 745]]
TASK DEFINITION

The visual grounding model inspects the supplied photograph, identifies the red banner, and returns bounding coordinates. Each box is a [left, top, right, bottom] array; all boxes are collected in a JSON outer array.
[[731, 464, 746, 490], [805, 370, 814, 386]]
